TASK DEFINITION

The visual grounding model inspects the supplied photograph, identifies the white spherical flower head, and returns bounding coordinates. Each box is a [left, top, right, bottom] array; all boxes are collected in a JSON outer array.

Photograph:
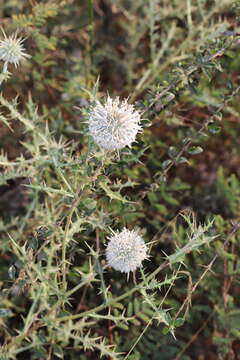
[[89, 96, 142, 151], [0, 32, 30, 68], [106, 228, 148, 273]]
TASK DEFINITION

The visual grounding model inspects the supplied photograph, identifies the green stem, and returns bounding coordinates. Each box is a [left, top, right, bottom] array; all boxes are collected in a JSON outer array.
[[62, 187, 83, 290], [52, 156, 73, 193], [23, 288, 42, 333]]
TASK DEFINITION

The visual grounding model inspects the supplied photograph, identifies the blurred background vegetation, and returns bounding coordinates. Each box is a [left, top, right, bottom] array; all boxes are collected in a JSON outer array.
[[0, 0, 240, 359]]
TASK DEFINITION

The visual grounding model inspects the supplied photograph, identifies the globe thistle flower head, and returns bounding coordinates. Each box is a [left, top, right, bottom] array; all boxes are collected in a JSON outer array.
[[0, 31, 30, 68], [106, 228, 148, 274], [89, 96, 142, 151]]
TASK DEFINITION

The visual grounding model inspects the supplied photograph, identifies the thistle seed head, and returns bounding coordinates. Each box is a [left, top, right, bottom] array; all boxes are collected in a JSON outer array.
[[0, 31, 30, 68], [106, 228, 148, 273], [89, 96, 142, 151]]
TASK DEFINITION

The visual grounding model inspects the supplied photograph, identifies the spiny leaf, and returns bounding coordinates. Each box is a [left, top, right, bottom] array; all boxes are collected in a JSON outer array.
[[99, 182, 130, 203]]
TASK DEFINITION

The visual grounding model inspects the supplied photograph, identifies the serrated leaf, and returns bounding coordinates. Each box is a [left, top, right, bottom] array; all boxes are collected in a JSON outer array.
[[24, 184, 74, 198], [99, 182, 129, 203]]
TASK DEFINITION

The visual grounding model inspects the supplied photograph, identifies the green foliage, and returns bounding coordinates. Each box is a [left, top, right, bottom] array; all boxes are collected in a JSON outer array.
[[0, 0, 240, 359]]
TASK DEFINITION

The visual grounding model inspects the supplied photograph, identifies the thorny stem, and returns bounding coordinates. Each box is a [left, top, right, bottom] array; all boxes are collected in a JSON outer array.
[[173, 223, 240, 360], [52, 155, 74, 193], [139, 84, 240, 200], [174, 222, 240, 321], [62, 187, 83, 290], [55, 222, 240, 324], [56, 258, 170, 322], [131, 7, 239, 101], [142, 36, 239, 114], [62, 162, 105, 291], [96, 228, 100, 252], [56, 74, 240, 315], [124, 266, 181, 360], [162, 84, 240, 175], [174, 311, 214, 360]]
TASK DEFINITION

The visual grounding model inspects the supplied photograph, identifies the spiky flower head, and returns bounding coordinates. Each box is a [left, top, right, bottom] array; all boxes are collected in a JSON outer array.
[[0, 31, 30, 68], [89, 96, 142, 151], [106, 228, 148, 273]]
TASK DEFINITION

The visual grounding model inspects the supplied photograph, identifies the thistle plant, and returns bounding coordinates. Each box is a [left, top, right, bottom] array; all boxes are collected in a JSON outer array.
[[88, 96, 142, 150], [106, 228, 148, 274], [0, 1, 240, 360], [0, 31, 30, 72]]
